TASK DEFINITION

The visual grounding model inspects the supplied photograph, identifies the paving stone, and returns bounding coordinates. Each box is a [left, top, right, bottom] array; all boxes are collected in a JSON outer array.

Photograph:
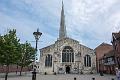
[[0, 73, 116, 80]]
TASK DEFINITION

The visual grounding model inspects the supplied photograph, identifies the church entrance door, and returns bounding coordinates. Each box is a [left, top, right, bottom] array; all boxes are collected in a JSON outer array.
[[66, 65, 70, 74]]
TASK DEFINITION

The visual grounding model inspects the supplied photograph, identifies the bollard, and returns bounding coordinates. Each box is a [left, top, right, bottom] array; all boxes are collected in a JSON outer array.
[[74, 77, 76, 80], [92, 78, 95, 80], [111, 78, 114, 80]]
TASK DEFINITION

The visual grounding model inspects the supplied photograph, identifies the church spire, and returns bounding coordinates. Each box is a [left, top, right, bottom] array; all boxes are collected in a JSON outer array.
[[59, 0, 67, 40]]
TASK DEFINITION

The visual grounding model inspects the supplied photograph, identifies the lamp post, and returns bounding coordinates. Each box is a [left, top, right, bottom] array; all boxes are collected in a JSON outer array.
[[53, 61, 54, 72], [32, 28, 42, 80]]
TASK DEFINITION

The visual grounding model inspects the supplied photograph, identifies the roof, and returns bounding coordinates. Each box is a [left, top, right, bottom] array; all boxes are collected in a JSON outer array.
[[94, 42, 112, 50], [112, 32, 120, 39], [40, 44, 54, 51]]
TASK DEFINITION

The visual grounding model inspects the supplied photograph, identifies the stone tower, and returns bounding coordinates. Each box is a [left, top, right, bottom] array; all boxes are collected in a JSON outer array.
[[59, 1, 67, 40]]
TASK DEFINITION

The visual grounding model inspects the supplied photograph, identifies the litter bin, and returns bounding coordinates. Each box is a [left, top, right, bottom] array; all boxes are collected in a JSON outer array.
[[99, 71, 104, 76], [74, 77, 76, 80], [92, 78, 95, 80]]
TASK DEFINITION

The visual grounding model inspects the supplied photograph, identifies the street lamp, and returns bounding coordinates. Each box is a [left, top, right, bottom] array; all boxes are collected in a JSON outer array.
[[32, 28, 42, 80]]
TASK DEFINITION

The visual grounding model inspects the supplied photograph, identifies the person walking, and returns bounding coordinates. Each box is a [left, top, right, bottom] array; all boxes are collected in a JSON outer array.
[[116, 67, 120, 80]]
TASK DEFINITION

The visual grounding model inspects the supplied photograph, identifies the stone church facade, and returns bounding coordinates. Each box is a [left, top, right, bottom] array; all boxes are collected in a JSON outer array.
[[38, 2, 96, 74]]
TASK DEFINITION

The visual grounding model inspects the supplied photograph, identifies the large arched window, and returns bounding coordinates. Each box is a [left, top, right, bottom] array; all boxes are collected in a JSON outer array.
[[84, 55, 91, 67], [62, 46, 74, 62], [45, 54, 52, 67]]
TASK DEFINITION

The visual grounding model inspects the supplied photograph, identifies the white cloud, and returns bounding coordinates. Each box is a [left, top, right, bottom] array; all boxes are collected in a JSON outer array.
[[20, 0, 61, 18], [107, 12, 120, 32], [0, 9, 57, 49], [68, 0, 119, 23], [0, 11, 42, 40], [0, 0, 120, 49], [64, 0, 120, 48]]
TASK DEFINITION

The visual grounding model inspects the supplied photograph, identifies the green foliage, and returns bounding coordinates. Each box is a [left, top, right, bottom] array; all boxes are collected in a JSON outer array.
[[0, 29, 21, 80], [0, 29, 20, 65], [18, 41, 35, 75], [18, 41, 35, 67], [0, 29, 36, 66], [0, 29, 36, 79]]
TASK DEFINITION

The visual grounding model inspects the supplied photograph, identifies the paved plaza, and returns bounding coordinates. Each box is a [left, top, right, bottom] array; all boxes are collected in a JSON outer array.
[[0, 73, 116, 80]]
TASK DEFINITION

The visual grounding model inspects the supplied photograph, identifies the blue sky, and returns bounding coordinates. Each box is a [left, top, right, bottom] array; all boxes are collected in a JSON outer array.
[[0, 0, 120, 50]]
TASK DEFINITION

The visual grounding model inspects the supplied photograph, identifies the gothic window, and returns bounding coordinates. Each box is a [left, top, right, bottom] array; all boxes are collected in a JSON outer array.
[[45, 54, 52, 67], [84, 55, 91, 67], [62, 46, 74, 62]]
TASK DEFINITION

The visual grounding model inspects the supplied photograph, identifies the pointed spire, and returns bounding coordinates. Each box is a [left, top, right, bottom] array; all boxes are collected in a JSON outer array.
[[62, 0, 64, 11], [59, 0, 67, 40]]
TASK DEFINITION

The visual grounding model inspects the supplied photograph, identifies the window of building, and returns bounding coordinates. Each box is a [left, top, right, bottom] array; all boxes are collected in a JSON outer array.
[[62, 46, 74, 62], [59, 68, 63, 71], [45, 54, 52, 67], [84, 55, 91, 67]]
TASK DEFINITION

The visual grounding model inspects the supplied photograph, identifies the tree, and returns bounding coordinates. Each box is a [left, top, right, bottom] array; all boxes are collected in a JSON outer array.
[[0, 29, 21, 80], [18, 41, 35, 76]]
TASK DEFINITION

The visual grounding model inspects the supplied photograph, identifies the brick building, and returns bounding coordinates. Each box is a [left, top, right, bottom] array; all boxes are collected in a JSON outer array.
[[0, 64, 32, 73], [112, 32, 120, 69], [102, 50, 116, 74], [95, 43, 113, 73]]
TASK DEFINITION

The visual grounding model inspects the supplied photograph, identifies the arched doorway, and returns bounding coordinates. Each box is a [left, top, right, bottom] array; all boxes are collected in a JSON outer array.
[[66, 66, 70, 74]]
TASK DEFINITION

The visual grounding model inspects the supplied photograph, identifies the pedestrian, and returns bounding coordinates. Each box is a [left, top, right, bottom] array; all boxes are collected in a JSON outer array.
[[115, 67, 120, 80]]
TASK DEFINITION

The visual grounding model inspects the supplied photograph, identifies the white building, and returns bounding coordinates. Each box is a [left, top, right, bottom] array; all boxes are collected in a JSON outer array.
[[38, 2, 96, 74]]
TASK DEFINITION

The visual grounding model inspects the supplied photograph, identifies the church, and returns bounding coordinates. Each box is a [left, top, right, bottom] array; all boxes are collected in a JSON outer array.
[[38, 2, 96, 74]]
